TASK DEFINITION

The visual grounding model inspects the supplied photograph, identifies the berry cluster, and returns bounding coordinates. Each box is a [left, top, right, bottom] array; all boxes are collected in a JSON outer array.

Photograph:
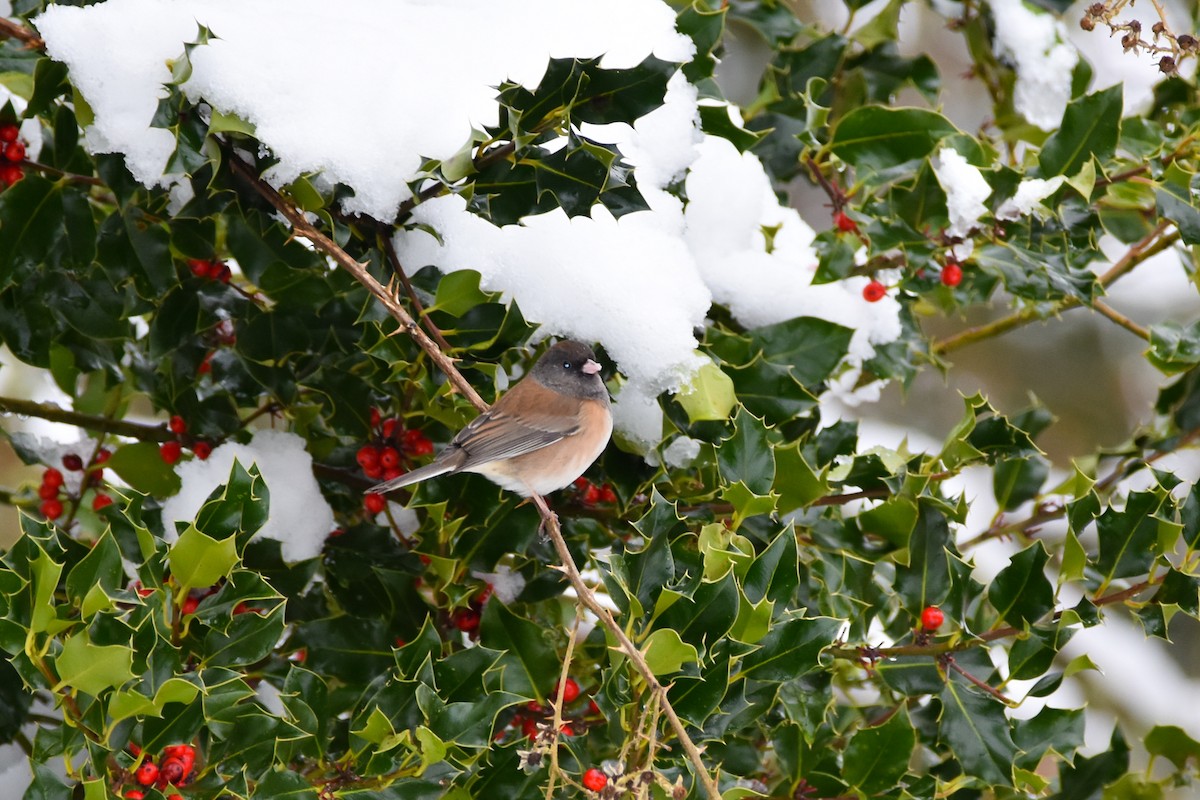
[[39, 448, 114, 520], [122, 742, 195, 799], [357, 408, 435, 513], [861, 260, 964, 303], [0, 124, 26, 189], [187, 257, 232, 284], [160, 414, 212, 465], [833, 209, 858, 233], [357, 409, 435, 479], [498, 676, 602, 743], [573, 477, 617, 506]]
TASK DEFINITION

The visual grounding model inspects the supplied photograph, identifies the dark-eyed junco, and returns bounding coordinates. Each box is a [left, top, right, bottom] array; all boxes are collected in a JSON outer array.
[[372, 340, 612, 497]]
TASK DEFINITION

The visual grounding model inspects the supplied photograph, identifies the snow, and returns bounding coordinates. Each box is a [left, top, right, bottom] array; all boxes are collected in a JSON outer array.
[[36, 0, 693, 214], [161, 430, 335, 562], [997, 176, 1065, 220], [989, 0, 1079, 130], [37, 0, 903, 449], [933, 147, 991, 238]]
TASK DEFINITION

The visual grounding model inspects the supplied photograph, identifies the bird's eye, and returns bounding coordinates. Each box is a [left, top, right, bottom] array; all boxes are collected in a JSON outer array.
[[562, 361, 572, 370]]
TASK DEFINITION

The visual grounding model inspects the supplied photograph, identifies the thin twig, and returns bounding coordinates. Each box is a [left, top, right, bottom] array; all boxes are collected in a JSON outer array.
[[0, 17, 45, 50], [1092, 300, 1152, 340], [545, 614, 582, 800], [380, 234, 453, 352], [933, 223, 1179, 355], [530, 494, 721, 800], [0, 395, 171, 441]]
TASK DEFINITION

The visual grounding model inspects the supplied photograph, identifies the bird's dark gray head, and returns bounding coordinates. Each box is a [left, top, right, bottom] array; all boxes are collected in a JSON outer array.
[[530, 340, 609, 402]]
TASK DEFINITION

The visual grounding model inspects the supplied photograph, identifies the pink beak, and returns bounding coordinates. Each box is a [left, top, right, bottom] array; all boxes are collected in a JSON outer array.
[[582, 359, 602, 375]]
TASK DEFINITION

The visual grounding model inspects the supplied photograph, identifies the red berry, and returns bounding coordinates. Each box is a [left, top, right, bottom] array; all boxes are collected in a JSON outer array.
[[62, 453, 84, 471], [38, 482, 59, 500], [555, 678, 581, 704], [587, 699, 601, 716], [135, 761, 159, 786], [941, 262, 963, 287], [521, 716, 539, 739], [582, 767, 608, 792], [124, 792, 145, 800], [233, 602, 250, 615], [92, 493, 114, 511], [162, 744, 192, 758], [159, 441, 182, 465], [168, 415, 187, 435], [181, 596, 199, 615], [560, 722, 575, 736], [452, 608, 481, 633], [0, 163, 22, 187], [4, 141, 24, 163], [598, 484, 617, 504], [573, 477, 590, 490], [921, 605, 945, 631], [363, 492, 386, 515], [0, 124, 17, 143], [356, 445, 380, 470], [834, 210, 858, 233], [157, 756, 185, 785], [187, 259, 210, 277], [39, 498, 63, 520], [197, 351, 214, 375], [410, 438, 434, 457], [582, 484, 601, 505], [369, 407, 382, 427], [363, 464, 385, 480], [381, 418, 398, 439], [862, 280, 887, 303], [42, 467, 63, 488], [382, 466, 404, 481], [379, 447, 401, 469], [210, 261, 231, 283], [134, 583, 153, 598], [168, 795, 184, 800], [192, 441, 212, 460], [95, 448, 112, 464]]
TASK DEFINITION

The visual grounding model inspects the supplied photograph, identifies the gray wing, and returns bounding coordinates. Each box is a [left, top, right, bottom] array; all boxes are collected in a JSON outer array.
[[450, 407, 577, 469]]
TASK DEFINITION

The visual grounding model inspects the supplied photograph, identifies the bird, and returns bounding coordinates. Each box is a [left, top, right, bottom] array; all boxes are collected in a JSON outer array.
[[372, 340, 612, 497]]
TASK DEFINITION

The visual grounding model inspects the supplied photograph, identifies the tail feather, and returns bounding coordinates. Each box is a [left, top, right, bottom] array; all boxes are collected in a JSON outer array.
[[371, 459, 459, 494]]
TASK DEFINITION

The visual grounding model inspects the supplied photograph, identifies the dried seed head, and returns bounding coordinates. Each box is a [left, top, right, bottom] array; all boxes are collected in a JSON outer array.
[[1122, 32, 1139, 50], [1152, 21, 1166, 35], [1080, 16, 1096, 30], [1159, 55, 1177, 73], [1128, 19, 1141, 34], [1087, 2, 1106, 16], [1178, 34, 1197, 51]]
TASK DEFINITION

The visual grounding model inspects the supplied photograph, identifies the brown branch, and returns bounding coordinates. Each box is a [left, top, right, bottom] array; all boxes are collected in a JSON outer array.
[[828, 578, 1161, 661], [225, 150, 489, 413], [0, 17, 45, 50], [0, 395, 171, 441], [1092, 299, 1152, 340], [380, 234, 453, 352], [25, 160, 105, 186], [933, 222, 1179, 356], [944, 655, 1015, 705], [226, 146, 722, 800]]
